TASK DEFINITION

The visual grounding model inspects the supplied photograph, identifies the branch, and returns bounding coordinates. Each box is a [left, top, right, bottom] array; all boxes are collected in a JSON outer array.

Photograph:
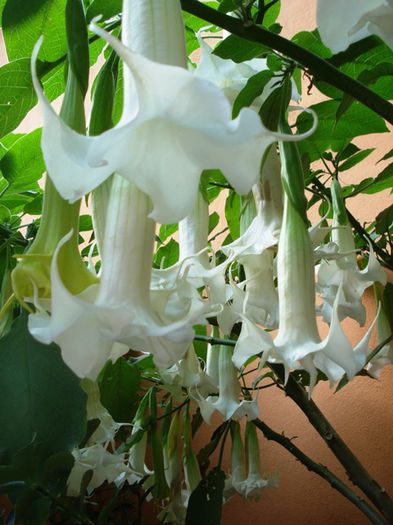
[[269, 363, 393, 524], [180, 0, 393, 125], [253, 418, 388, 525]]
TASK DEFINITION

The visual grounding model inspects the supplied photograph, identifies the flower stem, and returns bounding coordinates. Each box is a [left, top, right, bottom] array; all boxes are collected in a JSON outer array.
[[252, 418, 389, 525], [179, 0, 393, 124], [269, 363, 393, 524]]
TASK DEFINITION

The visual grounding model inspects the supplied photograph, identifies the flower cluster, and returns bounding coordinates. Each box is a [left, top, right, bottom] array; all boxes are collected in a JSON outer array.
[[12, 0, 391, 518]]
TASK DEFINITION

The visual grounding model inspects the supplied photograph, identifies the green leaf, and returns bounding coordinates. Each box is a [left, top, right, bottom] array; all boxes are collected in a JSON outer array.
[[351, 162, 393, 196], [262, 0, 281, 27], [98, 358, 140, 423], [225, 191, 240, 240], [0, 129, 45, 194], [213, 34, 270, 62], [232, 70, 274, 117], [158, 223, 178, 244], [209, 212, 219, 233], [0, 60, 37, 138], [23, 194, 43, 215], [66, 0, 90, 96], [86, 0, 121, 21], [186, 467, 225, 525], [375, 204, 393, 235], [292, 30, 332, 59], [296, 100, 388, 161], [382, 283, 393, 332], [154, 238, 179, 269], [338, 148, 374, 171], [3, 0, 67, 62], [0, 314, 87, 455]]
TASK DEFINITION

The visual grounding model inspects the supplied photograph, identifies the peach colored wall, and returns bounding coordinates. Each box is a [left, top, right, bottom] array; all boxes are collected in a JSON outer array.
[[216, 2, 393, 524]]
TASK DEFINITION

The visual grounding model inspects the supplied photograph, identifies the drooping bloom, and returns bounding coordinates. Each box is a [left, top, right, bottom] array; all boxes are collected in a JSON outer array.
[[191, 345, 259, 423], [317, 180, 387, 326], [67, 444, 131, 496], [227, 421, 274, 501], [29, 177, 213, 378], [31, 0, 315, 225], [317, 0, 393, 54], [234, 140, 377, 390]]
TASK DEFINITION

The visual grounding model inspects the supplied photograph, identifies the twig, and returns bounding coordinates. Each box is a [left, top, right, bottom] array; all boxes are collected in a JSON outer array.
[[253, 418, 389, 525]]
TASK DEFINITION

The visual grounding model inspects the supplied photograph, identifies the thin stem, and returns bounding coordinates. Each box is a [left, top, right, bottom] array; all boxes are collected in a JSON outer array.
[[180, 0, 393, 124], [269, 363, 393, 524], [194, 334, 236, 347], [253, 419, 388, 525]]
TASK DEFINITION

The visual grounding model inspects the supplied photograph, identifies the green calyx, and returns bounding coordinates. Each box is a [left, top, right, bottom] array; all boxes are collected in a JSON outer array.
[[12, 0, 97, 304], [330, 178, 349, 226]]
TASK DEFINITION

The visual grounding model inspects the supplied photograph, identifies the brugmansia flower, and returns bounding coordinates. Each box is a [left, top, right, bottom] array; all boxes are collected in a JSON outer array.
[[228, 422, 272, 501], [191, 345, 259, 423], [317, 180, 387, 326], [234, 139, 376, 390], [367, 284, 393, 378], [29, 178, 210, 378], [317, 0, 393, 54], [195, 35, 271, 105], [31, 0, 315, 224], [67, 444, 131, 496]]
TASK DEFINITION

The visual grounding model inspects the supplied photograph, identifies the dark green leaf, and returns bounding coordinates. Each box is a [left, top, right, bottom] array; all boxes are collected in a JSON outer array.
[[375, 204, 393, 235], [0, 129, 45, 194], [338, 148, 374, 171], [382, 283, 393, 332], [86, 0, 121, 21], [23, 194, 43, 215], [3, 0, 67, 62], [0, 60, 37, 138], [0, 314, 87, 455], [98, 358, 140, 423], [292, 30, 332, 59], [186, 467, 225, 525], [66, 0, 90, 96], [232, 70, 274, 117], [214, 34, 270, 62]]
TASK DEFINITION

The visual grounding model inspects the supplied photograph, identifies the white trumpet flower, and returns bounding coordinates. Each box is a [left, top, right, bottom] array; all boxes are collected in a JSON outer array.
[[67, 444, 131, 496], [31, 0, 315, 225], [191, 345, 259, 423], [317, 0, 393, 54], [317, 180, 387, 326], [29, 178, 212, 378]]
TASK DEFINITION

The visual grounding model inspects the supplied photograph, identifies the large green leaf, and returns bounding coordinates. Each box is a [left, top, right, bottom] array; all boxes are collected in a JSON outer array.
[[213, 34, 270, 62], [3, 0, 67, 62], [98, 358, 140, 423], [186, 468, 225, 525], [0, 59, 37, 139], [0, 129, 45, 195], [296, 100, 388, 161], [0, 314, 87, 455]]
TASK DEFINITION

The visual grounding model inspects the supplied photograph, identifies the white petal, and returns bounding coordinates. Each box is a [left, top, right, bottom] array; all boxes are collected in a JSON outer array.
[[317, 0, 393, 53]]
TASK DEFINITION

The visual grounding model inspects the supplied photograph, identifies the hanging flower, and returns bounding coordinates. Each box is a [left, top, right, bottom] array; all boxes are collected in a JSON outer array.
[[31, 0, 315, 225], [317, 0, 393, 54], [317, 180, 387, 326], [191, 345, 259, 423], [67, 444, 131, 497], [29, 178, 216, 378]]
